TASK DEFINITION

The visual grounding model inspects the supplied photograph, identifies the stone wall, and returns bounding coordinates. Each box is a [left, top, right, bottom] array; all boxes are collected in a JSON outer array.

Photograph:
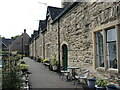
[[57, 2, 120, 82], [29, 43, 32, 57], [9, 31, 30, 55], [44, 16, 59, 61], [32, 40, 36, 58], [39, 33, 44, 59], [29, 2, 120, 83], [35, 36, 40, 57]]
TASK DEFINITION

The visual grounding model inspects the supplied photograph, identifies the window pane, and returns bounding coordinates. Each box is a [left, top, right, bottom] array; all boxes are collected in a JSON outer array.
[[97, 56, 104, 67], [107, 28, 117, 69], [96, 31, 104, 67], [107, 28, 116, 42], [96, 32, 103, 44]]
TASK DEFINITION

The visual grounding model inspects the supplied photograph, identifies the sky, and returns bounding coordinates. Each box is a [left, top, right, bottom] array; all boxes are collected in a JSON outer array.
[[0, 0, 61, 38]]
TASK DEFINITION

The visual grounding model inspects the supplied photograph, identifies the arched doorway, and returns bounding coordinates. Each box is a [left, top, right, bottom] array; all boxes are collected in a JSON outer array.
[[62, 44, 68, 70]]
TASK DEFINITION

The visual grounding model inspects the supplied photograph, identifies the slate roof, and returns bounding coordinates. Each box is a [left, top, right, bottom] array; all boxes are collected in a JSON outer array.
[[38, 20, 47, 33], [33, 30, 38, 38], [29, 34, 34, 43], [2, 39, 14, 47], [53, 2, 79, 23], [47, 6, 63, 20]]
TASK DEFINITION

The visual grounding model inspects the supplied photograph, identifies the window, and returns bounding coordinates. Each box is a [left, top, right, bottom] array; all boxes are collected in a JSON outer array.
[[96, 31, 104, 67], [106, 28, 117, 69], [95, 28, 118, 69], [46, 44, 51, 58]]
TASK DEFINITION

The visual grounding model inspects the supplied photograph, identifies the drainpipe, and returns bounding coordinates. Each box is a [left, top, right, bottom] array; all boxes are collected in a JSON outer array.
[[43, 33, 45, 59], [58, 19, 61, 72], [21, 35, 23, 59]]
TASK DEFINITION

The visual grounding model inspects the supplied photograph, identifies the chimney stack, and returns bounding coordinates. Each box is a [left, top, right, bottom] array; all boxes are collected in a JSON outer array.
[[24, 29, 26, 33]]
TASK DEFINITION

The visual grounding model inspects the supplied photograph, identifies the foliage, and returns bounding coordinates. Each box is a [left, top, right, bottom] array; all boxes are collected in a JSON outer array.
[[19, 64, 29, 70], [50, 55, 58, 66], [2, 52, 24, 89], [11, 35, 20, 40], [1, 36, 5, 39], [96, 78, 108, 87], [2, 67, 23, 89], [11, 51, 18, 55], [51, 58, 58, 66], [17, 54, 25, 59], [15, 55, 21, 60], [36, 57, 42, 62], [0, 50, 9, 54], [20, 60, 25, 64], [42, 59, 49, 63]]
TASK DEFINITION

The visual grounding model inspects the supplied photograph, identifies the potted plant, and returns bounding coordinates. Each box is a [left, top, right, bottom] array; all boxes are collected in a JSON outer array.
[[95, 78, 108, 90], [42, 59, 49, 63], [20, 60, 25, 64], [19, 64, 29, 72], [36, 57, 42, 63], [51, 57, 58, 71]]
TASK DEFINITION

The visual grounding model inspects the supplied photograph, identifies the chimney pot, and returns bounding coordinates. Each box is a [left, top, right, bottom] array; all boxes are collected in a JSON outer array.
[[24, 29, 26, 33]]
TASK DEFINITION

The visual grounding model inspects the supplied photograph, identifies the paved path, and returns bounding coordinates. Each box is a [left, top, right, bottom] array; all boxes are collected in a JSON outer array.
[[24, 57, 76, 88]]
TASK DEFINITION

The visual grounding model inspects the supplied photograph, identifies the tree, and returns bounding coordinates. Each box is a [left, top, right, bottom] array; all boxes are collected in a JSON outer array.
[[11, 35, 20, 40], [1, 37, 5, 39], [2, 53, 23, 89]]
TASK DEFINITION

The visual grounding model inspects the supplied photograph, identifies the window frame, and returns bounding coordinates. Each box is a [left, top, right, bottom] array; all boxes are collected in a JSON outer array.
[[106, 28, 117, 69], [96, 31, 104, 67], [93, 20, 120, 73]]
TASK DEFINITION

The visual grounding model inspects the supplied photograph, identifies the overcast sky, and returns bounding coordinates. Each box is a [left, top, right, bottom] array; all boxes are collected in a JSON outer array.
[[0, 0, 61, 38]]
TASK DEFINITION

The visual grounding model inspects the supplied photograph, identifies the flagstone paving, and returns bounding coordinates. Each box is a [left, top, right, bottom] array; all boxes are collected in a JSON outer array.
[[24, 57, 80, 89]]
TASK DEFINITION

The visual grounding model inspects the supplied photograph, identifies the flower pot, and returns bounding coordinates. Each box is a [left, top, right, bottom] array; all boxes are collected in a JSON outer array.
[[87, 78, 96, 88], [21, 69, 28, 72], [52, 66, 58, 71], [106, 84, 119, 90]]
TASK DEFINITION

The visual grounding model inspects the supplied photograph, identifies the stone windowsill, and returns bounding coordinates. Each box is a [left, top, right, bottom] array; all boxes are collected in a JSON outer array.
[[96, 67, 118, 74]]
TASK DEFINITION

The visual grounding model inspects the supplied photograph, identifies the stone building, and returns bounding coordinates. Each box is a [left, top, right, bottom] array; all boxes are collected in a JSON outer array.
[[2, 38, 14, 51], [29, 20, 47, 59], [44, 6, 63, 61], [29, 2, 120, 83], [9, 29, 30, 56]]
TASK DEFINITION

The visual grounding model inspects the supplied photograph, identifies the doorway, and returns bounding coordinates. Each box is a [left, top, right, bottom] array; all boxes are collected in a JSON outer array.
[[62, 44, 68, 70]]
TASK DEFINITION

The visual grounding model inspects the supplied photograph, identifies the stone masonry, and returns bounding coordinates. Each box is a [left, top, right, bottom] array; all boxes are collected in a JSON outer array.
[[29, 2, 120, 83]]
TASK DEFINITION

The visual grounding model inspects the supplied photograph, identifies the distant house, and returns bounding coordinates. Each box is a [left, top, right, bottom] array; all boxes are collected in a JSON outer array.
[[2, 38, 14, 51], [9, 29, 30, 56]]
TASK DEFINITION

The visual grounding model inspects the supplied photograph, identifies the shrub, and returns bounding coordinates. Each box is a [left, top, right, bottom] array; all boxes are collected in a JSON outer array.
[[51, 59, 58, 66], [19, 64, 29, 70], [96, 78, 108, 87], [15, 55, 21, 60], [2, 67, 23, 89], [42, 59, 49, 63], [20, 60, 25, 64], [36, 57, 42, 62]]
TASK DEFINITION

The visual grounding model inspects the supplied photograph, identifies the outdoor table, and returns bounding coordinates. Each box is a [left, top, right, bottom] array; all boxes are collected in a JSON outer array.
[[67, 66, 79, 78]]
